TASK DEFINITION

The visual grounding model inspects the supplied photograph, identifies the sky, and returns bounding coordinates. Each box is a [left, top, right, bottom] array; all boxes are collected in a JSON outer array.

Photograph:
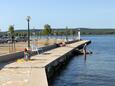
[[1, 0, 115, 31]]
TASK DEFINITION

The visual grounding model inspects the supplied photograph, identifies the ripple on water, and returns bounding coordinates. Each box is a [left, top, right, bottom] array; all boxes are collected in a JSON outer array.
[[51, 36, 115, 86]]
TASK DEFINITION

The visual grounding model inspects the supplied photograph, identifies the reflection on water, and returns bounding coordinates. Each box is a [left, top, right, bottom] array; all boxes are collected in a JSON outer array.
[[51, 35, 115, 86]]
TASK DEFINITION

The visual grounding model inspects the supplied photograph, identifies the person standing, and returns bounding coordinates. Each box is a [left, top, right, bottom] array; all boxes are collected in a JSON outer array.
[[83, 44, 87, 61]]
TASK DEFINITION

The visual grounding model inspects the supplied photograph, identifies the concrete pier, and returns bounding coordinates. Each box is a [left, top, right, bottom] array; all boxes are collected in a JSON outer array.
[[0, 40, 91, 86]]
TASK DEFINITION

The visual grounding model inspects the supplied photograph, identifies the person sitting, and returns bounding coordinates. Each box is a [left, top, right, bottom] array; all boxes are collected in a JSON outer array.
[[59, 42, 66, 47], [24, 48, 30, 61]]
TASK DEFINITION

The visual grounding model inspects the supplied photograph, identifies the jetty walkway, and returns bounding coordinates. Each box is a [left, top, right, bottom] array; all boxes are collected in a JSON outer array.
[[0, 40, 91, 86]]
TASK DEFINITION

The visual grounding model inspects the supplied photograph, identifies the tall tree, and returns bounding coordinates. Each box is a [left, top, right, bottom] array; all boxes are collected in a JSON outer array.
[[43, 24, 52, 45], [43, 24, 52, 36], [8, 25, 15, 52], [8, 25, 15, 42]]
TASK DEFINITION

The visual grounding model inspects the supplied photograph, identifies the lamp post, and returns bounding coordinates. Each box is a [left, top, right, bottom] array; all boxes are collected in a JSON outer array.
[[26, 16, 31, 48]]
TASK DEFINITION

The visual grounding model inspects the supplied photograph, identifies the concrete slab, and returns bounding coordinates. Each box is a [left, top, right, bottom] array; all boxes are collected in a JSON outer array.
[[0, 68, 31, 86], [28, 68, 48, 86], [0, 40, 90, 86]]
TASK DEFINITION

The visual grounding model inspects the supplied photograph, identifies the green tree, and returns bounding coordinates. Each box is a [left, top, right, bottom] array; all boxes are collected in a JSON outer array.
[[8, 25, 15, 52], [23, 32, 27, 37], [18, 32, 22, 37], [8, 25, 15, 42], [70, 30, 76, 40], [43, 24, 52, 45], [15, 32, 19, 36], [43, 24, 52, 36]]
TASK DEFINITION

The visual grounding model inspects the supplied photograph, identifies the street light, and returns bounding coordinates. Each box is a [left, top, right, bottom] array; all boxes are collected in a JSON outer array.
[[26, 16, 31, 48]]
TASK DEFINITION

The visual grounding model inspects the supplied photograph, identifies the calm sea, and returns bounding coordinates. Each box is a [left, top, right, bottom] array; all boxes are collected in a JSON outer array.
[[51, 35, 115, 86]]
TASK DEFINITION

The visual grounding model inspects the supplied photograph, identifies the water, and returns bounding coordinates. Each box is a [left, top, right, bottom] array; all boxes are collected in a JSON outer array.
[[51, 35, 115, 86]]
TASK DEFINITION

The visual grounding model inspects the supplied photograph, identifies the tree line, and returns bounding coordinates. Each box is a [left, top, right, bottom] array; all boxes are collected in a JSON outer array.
[[4, 24, 78, 37], [2, 25, 115, 38]]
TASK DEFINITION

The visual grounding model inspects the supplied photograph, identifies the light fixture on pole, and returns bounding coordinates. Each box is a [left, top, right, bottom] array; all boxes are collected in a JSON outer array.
[[26, 16, 31, 48]]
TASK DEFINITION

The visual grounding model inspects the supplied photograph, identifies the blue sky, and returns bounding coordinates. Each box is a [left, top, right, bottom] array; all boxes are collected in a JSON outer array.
[[0, 0, 115, 31]]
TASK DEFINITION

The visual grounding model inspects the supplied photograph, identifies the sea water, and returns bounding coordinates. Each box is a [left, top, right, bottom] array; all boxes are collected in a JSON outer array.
[[51, 35, 115, 86]]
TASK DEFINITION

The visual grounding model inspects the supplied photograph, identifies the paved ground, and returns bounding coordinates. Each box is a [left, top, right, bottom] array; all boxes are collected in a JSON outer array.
[[0, 39, 64, 55], [0, 40, 89, 86]]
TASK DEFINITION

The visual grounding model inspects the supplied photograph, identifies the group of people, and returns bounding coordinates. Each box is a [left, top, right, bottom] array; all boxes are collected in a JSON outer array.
[[23, 42, 67, 61], [59, 42, 66, 47], [56, 42, 66, 47], [23, 42, 92, 62]]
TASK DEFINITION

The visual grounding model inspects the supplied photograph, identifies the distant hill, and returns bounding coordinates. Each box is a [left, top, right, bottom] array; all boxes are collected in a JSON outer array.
[[79, 28, 115, 35], [1, 28, 115, 36]]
